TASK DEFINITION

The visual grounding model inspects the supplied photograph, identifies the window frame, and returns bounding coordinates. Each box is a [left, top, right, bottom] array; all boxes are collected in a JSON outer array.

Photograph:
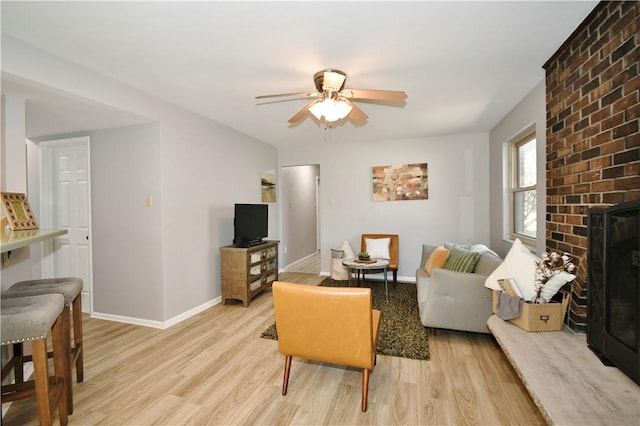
[[509, 130, 537, 246]]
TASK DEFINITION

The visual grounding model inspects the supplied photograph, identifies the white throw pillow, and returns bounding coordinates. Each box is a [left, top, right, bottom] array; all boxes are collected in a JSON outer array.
[[485, 239, 540, 301], [470, 243, 499, 257], [365, 237, 391, 259], [337, 240, 355, 259], [538, 271, 575, 303]]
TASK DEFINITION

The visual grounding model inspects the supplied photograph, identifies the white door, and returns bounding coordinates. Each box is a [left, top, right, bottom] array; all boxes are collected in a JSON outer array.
[[40, 137, 92, 313]]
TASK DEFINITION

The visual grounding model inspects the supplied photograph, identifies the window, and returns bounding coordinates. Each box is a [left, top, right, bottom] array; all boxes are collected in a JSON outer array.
[[510, 131, 537, 244]]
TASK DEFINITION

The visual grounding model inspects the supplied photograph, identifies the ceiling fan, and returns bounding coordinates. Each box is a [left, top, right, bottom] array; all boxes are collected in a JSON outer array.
[[255, 69, 407, 125]]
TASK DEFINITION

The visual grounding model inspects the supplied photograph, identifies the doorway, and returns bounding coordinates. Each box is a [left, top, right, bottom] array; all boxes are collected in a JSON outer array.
[[281, 164, 320, 274], [39, 136, 93, 313]]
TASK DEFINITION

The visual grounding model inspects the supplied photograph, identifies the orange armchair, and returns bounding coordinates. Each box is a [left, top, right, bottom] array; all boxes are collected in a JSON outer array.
[[361, 234, 399, 285], [272, 281, 381, 412]]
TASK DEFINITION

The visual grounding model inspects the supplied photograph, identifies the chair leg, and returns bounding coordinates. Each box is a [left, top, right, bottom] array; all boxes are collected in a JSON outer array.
[[393, 270, 398, 288], [282, 356, 292, 395], [72, 294, 84, 382], [361, 368, 370, 412]]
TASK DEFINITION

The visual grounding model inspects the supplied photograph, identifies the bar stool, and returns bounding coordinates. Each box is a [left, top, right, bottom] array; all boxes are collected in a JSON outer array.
[[4, 277, 83, 414], [1, 294, 70, 426]]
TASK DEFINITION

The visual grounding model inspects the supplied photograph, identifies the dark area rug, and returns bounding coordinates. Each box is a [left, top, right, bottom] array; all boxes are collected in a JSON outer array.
[[260, 278, 430, 360]]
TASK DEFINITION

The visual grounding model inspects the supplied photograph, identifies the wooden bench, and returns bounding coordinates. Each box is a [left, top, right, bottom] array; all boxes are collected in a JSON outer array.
[[487, 315, 639, 425]]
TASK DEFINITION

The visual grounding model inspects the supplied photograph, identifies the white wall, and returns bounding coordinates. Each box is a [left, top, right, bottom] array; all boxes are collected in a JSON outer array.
[[489, 80, 546, 257], [2, 35, 279, 324], [90, 124, 164, 320], [160, 117, 278, 320], [1, 95, 32, 289], [279, 133, 491, 280]]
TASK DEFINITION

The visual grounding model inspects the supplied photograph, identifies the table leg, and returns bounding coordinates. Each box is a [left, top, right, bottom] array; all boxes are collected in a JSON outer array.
[[384, 266, 389, 303]]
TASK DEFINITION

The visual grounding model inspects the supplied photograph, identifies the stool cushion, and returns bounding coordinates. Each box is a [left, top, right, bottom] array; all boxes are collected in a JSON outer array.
[[1, 294, 65, 344], [5, 277, 82, 306]]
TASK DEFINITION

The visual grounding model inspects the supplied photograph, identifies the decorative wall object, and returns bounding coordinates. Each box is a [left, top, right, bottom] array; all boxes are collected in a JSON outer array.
[[261, 170, 276, 202], [1, 192, 39, 230], [372, 163, 428, 201]]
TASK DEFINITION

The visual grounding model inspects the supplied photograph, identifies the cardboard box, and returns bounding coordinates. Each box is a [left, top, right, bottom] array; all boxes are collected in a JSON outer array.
[[492, 290, 569, 332]]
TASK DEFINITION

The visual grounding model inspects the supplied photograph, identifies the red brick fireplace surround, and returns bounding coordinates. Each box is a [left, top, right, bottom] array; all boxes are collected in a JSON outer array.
[[544, 1, 639, 331]]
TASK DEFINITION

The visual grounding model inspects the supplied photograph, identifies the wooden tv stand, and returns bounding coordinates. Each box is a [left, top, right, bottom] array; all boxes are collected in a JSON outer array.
[[220, 240, 279, 306]]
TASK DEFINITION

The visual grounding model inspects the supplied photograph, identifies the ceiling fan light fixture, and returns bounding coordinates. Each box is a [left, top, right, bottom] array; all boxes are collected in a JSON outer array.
[[257, 68, 405, 126], [309, 98, 352, 122]]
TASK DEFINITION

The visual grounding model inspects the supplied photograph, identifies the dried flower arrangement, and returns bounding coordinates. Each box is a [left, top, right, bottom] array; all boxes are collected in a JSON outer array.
[[533, 251, 576, 303]]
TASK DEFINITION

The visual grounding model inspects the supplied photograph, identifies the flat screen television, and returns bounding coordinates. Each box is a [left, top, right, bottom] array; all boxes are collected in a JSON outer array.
[[233, 203, 268, 247]]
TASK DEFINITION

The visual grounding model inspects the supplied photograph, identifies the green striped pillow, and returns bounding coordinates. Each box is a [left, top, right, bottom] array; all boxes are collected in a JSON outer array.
[[444, 246, 481, 273]]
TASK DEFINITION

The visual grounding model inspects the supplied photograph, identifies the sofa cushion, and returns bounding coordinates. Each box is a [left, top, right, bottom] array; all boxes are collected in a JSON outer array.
[[473, 251, 503, 275], [444, 246, 481, 273], [424, 246, 449, 275], [445, 241, 472, 250], [420, 244, 437, 268]]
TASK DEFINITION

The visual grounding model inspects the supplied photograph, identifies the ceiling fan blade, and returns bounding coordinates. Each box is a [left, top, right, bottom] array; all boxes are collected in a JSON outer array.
[[255, 91, 318, 100], [323, 71, 346, 92], [342, 99, 368, 123], [341, 89, 407, 102], [287, 100, 317, 124]]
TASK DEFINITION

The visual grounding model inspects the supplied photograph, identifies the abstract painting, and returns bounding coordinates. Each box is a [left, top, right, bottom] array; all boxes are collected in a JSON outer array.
[[261, 170, 276, 202], [372, 163, 428, 201]]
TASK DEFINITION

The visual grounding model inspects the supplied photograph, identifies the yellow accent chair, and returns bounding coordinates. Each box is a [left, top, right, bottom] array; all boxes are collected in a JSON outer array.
[[360, 234, 399, 285], [272, 281, 381, 412]]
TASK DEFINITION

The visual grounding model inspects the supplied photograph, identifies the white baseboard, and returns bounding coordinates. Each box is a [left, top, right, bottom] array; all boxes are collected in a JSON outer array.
[[163, 297, 221, 328], [91, 296, 221, 329]]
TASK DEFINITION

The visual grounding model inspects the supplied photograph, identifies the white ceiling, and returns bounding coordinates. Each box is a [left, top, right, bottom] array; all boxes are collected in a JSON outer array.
[[1, 1, 597, 148]]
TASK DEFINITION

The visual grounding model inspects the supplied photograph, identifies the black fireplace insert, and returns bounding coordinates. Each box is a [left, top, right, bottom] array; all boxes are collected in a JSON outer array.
[[587, 200, 639, 385]]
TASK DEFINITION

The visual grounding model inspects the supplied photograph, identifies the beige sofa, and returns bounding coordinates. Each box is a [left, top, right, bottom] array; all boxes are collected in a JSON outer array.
[[416, 244, 502, 334]]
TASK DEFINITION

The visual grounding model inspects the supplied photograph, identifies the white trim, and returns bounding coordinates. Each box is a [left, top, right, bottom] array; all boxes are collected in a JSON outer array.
[[163, 297, 221, 328], [91, 297, 221, 329]]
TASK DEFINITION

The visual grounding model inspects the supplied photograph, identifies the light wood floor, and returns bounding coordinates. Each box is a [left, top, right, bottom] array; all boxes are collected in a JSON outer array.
[[283, 251, 320, 275], [2, 272, 545, 425]]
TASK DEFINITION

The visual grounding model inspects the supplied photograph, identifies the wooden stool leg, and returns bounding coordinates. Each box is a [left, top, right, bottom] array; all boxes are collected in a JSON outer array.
[[12, 343, 24, 382], [72, 294, 84, 382], [60, 306, 73, 415], [52, 313, 69, 425], [32, 338, 54, 426]]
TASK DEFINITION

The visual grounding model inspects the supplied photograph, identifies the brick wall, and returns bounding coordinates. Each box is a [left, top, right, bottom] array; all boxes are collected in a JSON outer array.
[[544, 1, 639, 331]]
